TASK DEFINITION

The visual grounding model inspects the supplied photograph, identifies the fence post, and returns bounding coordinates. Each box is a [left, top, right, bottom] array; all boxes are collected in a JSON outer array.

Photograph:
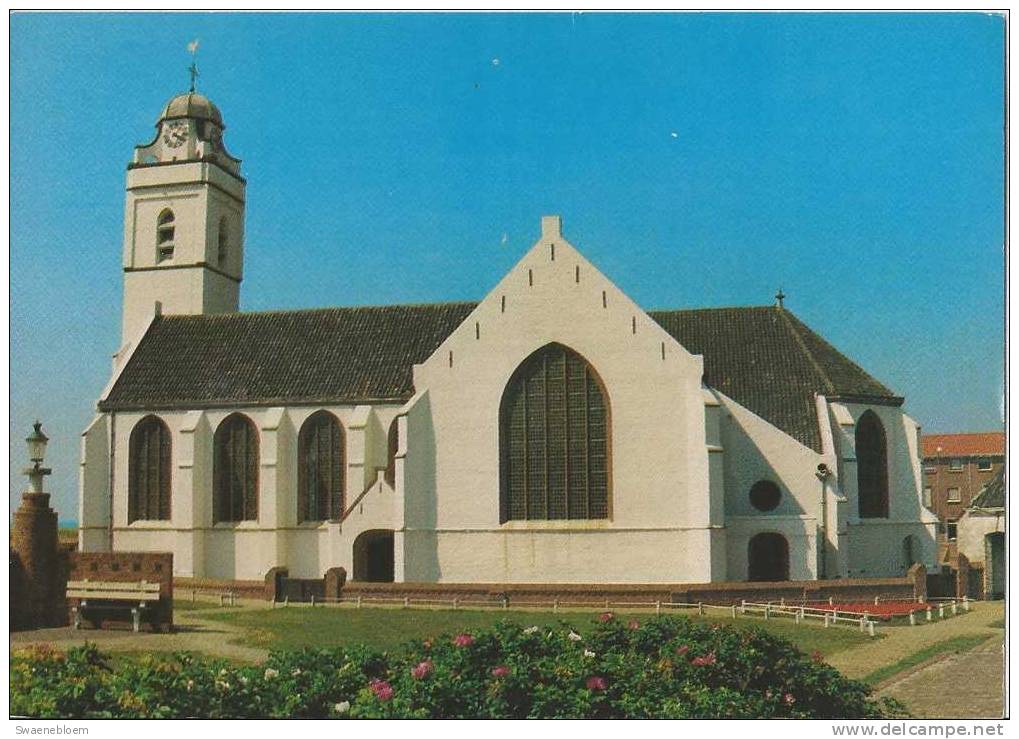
[[909, 611, 916, 626], [356, 595, 362, 609], [952, 601, 958, 615], [764, 604, 770, 620], [453, 598, 458, 611], [698, 602, 704, 616], [829, 596, 834, 606], [311, 594, 315, 607], [740, 599, 747, 615], [926, 607, 932, 622], [868, 620, 876, 637], [605, 598, 610, 610], [731, 604, 737, 619], [656, 601, 661, 616], [963, 596, 971, 612], [824, 613, 830, 628], [284, 596, 289, 607], [938, 603, 945, 618], [780, 598, 785, 607], [404, 596, 410, 609], [191, 589, 196, 603], [859, 617, 865, 632], [553, 599, 558, 614]]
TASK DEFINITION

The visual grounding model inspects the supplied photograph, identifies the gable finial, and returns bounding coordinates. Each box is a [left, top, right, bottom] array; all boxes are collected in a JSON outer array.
[[775, 287, 786, 309], [187, 38, 200, 92]]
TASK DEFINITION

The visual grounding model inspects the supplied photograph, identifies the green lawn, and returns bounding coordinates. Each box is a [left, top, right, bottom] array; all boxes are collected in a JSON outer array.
[[201, 605, 872, 656], [173, 599, 233, 612]]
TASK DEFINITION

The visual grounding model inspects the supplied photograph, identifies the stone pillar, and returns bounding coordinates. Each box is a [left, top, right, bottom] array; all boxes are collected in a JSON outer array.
[[324, 566, 347, 601], [11, 491, 63, 629]]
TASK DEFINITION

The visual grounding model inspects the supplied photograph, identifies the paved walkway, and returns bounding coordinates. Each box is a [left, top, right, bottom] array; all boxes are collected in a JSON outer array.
[[876, 634, 1005, 719], [10, 602, 270, 664]]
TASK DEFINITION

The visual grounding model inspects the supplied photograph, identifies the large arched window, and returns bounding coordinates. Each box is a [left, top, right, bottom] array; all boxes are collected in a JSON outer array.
[[856, 410, 889, 518], [297, 411, 345, 522], [128, 415, 172, 523], [213, 414, 259, 523], [385, 418, 399, 487], [156, 209, 175, 262], [499, 343, 610, 521]]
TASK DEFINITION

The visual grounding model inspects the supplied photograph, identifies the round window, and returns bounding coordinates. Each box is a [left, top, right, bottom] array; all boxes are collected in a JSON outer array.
[[749, 480, 782, 512]]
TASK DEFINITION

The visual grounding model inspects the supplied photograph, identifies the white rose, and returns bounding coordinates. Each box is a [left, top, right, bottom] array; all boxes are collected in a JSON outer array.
[[334, 701, 351, 714], [568, 631, 583, 641]]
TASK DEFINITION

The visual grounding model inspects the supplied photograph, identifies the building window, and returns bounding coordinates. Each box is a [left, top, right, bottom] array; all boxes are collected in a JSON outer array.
[[749, 480, 782, 512], [217, 217, 229, 266], [297, 411, 344, 522], [947, 487, 962, 503], [128, 415, 171, 523], [949, 458, 963, 471], [213, 414, 259, 523], [977, 458, 993, 471], [156, 208, 175, 262], [385, 418, 399, 487], [499, 342, 609, 521], [856, 410, 889, 518], [922, 486, 933, 508], [946, 520, 958, 541], [923, 463, 937, 474]]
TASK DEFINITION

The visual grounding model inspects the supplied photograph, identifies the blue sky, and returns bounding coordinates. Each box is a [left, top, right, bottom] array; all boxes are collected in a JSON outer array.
[[10, 12, 1005, 521]]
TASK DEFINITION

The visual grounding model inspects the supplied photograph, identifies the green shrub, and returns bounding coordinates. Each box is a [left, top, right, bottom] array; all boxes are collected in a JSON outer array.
[[10, 615, 906, 719]]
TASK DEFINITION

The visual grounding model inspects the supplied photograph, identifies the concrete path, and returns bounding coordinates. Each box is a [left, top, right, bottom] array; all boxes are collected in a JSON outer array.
[[10, 601, 269, 664], [876, 634, 1005, 719]]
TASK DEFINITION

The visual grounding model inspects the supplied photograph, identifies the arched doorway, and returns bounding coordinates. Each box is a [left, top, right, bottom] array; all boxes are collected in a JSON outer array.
[[353, 530, 394, 582], [748, 533, 790, 582], [856, 411, 889, 518], [985, 532, 1005, 599]]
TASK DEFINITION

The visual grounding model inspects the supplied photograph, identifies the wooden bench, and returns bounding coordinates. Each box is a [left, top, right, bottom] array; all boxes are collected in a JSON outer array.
[[67, 580, 162, 632]]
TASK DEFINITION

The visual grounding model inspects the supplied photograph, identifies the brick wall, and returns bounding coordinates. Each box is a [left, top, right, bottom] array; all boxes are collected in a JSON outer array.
[[68, 552, 174, 631]]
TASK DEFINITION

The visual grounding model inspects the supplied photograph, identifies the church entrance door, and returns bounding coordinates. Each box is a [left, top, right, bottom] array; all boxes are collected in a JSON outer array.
[[748, 533, 790, 582], [353, 530, 395, 582]]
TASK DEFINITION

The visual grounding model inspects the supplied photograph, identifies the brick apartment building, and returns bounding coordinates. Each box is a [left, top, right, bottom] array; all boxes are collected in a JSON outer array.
[[922, 432, 1005, 562]]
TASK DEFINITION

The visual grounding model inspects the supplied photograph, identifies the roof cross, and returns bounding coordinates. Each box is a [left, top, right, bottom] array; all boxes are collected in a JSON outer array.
[[187, 39, 200, 92], [775, 288, 786, 308]]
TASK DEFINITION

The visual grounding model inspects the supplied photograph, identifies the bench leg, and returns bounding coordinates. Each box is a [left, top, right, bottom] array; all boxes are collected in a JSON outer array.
[[132, 608, 141, 633]]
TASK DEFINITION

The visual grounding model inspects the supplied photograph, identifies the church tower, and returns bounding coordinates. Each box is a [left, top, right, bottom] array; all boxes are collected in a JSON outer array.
[[120, 90, 245, 345]]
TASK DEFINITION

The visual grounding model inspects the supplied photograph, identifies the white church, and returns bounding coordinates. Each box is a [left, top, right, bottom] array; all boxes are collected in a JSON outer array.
[[79, 90, 939, 585]]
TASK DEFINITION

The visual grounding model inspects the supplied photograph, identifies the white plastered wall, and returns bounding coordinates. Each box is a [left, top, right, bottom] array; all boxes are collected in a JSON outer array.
[[401, 216, 716, 584], [828, 401, 938, 577]]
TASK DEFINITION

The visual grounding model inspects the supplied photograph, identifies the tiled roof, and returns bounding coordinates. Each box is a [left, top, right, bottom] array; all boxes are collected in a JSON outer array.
[[969, 468, 1005, 510], [922, 432, 1005, 458], [100, 303, 901, 452]]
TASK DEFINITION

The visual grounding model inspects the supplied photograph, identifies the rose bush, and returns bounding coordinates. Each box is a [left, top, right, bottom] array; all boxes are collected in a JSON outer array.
[[10, 615, 906, 719]]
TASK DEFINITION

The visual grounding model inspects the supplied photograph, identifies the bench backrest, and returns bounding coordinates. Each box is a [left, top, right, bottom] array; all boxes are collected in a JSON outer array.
[[66, 580, 162, 601]]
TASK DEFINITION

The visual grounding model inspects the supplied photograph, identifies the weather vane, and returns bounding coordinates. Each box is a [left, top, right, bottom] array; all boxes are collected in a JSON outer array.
[[187, 38, 200, 92]]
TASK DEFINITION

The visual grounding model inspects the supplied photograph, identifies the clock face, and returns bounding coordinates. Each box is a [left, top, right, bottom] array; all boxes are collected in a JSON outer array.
[[162, 121, 188, 149]]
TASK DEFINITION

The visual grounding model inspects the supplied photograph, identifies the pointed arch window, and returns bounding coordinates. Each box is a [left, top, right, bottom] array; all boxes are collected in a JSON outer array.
[[298, 411, 345, 522], [217, 217, 229, 267], [128, 416, 172, 523], [213, 414, 259, 523], [856, 410, 889, 518], [385, 418, 399, 487], [499, 343, 610, 521], [156, 209, 175, 262]]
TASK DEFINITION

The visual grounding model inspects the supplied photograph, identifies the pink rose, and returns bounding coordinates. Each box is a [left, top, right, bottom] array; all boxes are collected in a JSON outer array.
[[452, 633, 475, 648], [675, 645, 690, 656], [597, 612, 615, 623], [369, 678, 394, 701], [490, 665, 511, 678], [586, 675, 608, 691], [691, 652, 717, 667], [411, 660, 433, 680], [627, 619, 640, 630], [784, 693, 796, 706]]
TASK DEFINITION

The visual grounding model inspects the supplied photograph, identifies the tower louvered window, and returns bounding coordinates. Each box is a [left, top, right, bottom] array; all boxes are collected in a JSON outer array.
[[500, 343, 610, 521], [214, 414, 259, 523], [156, 209, 175, 262], [128, 416, 172, 522], [298, 411, 345, 522]]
